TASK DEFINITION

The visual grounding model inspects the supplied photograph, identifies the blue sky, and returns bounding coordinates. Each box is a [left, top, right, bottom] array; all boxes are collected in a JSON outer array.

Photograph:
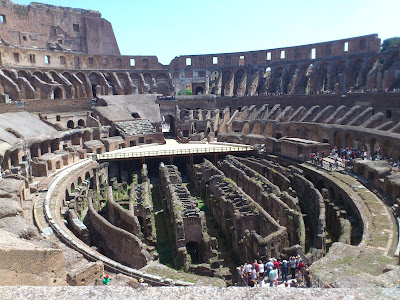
[[13, 0, 400, 65]]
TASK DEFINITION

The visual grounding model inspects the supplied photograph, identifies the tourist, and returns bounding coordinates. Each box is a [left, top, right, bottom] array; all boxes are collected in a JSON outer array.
[[253, 259, 260, 276], [244, 261, 252, 274], [268, 267, 277, 287], [296, 269, 303, 286], [297, 258, 305, 270], [289, 256, 296, 279], [281, 259, 288, 282], [103, 274, 111, 285], [265, 258, 274, 281], [258, 260, 264, 279], [273, 258, 280, 278], [304, 270, 313, 288]]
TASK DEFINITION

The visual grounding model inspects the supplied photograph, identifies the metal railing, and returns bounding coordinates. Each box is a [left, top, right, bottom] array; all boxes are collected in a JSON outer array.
[[98, 145, 254, 160]]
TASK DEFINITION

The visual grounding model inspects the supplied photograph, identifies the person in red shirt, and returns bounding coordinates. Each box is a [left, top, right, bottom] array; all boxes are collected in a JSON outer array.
[[273, 259, 280, 278], [253, 260, 260, 276], [297, 259, 305, 270]]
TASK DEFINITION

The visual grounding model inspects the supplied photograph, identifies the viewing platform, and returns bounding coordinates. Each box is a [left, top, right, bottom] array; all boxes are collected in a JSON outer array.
[[97, 140, 254, 161]]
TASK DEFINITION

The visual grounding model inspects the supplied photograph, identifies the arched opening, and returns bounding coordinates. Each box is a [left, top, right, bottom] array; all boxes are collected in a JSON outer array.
[[53, 87, 63, 99], [85, 172, 91, 180], [77, 177, 82, 185], [186, 241, 201, 264], [345, 133, 354, 148], [78, 119, 85, 127], [67, 120, 74, 129], [194, 86, 204, 95], [157, 83, 170, 96], [89, 72, 101, 97], [162, 115, 175, 136], [333, 131, 343, 148]]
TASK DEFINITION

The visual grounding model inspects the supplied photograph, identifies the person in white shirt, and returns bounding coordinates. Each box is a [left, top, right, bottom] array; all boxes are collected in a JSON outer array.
[[258, 260, 265, 279]]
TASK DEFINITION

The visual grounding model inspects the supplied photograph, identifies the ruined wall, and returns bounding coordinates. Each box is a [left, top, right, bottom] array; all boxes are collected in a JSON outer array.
[[0, 246, 67, 286], [193, 159, 288, 260], [290, 172, 326, 250], [88, 196, 152, 269], [218, 155, 303, 246], [107, 186, 143, 238], [0, 0, 119, 55]]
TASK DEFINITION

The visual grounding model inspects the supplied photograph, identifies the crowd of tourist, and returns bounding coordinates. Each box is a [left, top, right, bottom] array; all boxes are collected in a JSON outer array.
[[236, 256, 313, 288], [309, 146, 400, 171]]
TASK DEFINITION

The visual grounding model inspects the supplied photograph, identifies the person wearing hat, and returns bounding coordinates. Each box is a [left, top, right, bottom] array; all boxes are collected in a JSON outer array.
[[103, 274, 110, 285], [281, 259, 288, 282], [289, 256, 296, 279]]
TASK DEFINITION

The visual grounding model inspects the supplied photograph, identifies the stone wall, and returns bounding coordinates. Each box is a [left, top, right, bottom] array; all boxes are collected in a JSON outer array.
[[193, 159, 288, 261], [218, 155, 303, 246], [88, 196, 152, 269], [0, 229, 67, 286], [290, 172, 326, 251]]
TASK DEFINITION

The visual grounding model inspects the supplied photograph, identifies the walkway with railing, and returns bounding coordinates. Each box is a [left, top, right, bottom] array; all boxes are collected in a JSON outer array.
[[97, 142, 254, 161]]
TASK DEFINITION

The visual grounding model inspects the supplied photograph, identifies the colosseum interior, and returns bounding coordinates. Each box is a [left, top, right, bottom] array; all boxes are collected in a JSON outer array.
[[0, 0, 400, 298]]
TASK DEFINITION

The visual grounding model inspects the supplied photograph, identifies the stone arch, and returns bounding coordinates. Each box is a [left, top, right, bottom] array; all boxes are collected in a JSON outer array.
[[0, 70, 21, 100], [318, 62, 329, 92], [242, 123, 250, 135], [252, 122, 263, 135], [2, 69, 14, 80], [222, 70, 233, 96], [76, 72, 92, 97], [382, 140, 393, 158], [82, 130, 91, 142], [78, 119, 85, 127], [67, 120, 75, 129], [333, 60, 346, 93], [155, 73, 169, 83], [300, 125, 310, 139], [17, 70, 29, 79], [270, 65, 284, 93], [89, 72, 102, 96], [158, 83, 170, 96], [162, 114, 175, 135], [310, 126, 319, 141], [287, 124, 299, 137], [333, 131, 343, 147], [33, 71, 46, 82], [356, 134, 367, 152], [194, 86, 204, 95], [345, 132, 354, 148], [233, 69, 246, 95], [346, 58, 364, 91], [102, 72, 117, 95], [264, 123, 274, 137], [130, 73, 141, 94], [285, 64, 299, 93], [53, 87, 63, 99], [116, 72, 131, 94]]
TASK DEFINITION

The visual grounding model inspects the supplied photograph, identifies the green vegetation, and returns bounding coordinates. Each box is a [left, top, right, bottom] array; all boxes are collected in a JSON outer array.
[[225, 177, 236, 186], [197, 196, 206, 211], [381, 37, 400, 51], [177, 89, 193, 95]]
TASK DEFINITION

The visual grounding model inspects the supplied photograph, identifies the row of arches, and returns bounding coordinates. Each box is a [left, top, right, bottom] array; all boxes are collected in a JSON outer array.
[[0, 69, 174, 100], [237, 119, 400, 160], [208, 53, 399, 96]]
